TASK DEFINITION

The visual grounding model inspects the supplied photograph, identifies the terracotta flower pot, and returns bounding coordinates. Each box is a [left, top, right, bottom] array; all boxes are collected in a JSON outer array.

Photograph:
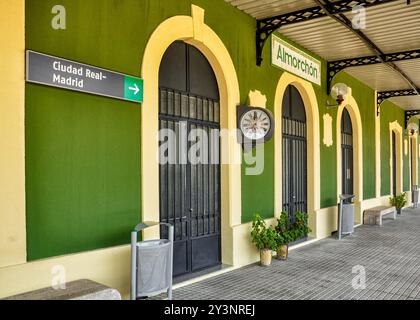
[[260, 249, 272, 266], [276, 245, 289, 260]]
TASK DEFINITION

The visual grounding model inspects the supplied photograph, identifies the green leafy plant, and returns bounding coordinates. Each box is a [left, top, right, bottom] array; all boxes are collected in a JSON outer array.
[[390, 192, 407, 210], [251, 213, 278, 251], [275, 212, 294, 246], [292, 211, 312, 240], [275, 211, 312, 246]]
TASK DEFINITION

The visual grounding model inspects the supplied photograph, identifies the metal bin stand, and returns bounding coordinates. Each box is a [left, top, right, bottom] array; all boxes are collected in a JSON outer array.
[[130, 221, 174, 301], [337, 194, 355, 240], [412, 185, 419, 208]]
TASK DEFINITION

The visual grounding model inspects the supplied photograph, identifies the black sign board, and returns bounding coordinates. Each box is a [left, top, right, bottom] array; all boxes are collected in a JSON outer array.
[[26, 50, 143, 103]]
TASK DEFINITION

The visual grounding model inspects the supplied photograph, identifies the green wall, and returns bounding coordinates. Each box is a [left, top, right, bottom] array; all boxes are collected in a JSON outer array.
[[25, 0, 411, 260], [26, 86, 141, 259]]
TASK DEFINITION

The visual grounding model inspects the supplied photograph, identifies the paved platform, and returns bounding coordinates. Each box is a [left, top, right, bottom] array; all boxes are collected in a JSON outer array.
[[173, 208, 420, 300]]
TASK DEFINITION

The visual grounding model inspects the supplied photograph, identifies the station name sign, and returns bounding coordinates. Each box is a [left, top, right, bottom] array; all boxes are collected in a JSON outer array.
[[26, 50, 143, 103], [272, 35, 321, 86]]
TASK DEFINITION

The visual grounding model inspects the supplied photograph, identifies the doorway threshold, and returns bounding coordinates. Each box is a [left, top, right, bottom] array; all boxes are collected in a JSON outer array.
[[173, 265, 235, 290]]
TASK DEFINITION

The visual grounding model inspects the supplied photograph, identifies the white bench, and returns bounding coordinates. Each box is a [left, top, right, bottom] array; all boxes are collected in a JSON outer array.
[[363, 206, 397, 226], [3, 279, 122, 300]]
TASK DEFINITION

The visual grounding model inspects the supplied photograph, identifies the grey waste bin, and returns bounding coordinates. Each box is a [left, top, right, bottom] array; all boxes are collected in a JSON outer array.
[[337, 194, 355, 240], [412, 185, 419, 208], [130, 222, 174, 300]]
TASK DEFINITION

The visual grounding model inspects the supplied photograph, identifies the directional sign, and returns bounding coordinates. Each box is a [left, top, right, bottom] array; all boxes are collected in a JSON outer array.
[[26, 50, 143, 103]]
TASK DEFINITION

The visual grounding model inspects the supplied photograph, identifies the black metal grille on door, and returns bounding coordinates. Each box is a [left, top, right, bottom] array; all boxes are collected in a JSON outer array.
[[282, 85, 307, 221], [159, 41, 221, 277], [341, 108, 354, 200]]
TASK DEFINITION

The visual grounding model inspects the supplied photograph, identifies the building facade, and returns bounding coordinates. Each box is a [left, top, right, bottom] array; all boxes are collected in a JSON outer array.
[[0, 0, 418, 298]]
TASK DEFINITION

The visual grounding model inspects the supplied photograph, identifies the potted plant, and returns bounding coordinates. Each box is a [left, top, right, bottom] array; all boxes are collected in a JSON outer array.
[[390, 192, 407, 215], [275, 211, 312, 260], [293, 211, 312, 241], [251, 213, 277, 266], [275, 212, 294, 260]]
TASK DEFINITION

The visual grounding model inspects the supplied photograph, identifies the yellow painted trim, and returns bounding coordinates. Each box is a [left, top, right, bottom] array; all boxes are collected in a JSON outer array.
[[0, 0, 26, 268], [389, 121, 403, 195], [0, 245, 131, 299], [248, 90, 267, 108], [274, 73, 320, 237], [315, 196, 390, 239], [411, 135, 418, 186], [336, 89, 364, 224], [323, 113, 333, 147], [375, 91, 381, 198], [140, 5, 241, 266], [192, 5, 205, 43]]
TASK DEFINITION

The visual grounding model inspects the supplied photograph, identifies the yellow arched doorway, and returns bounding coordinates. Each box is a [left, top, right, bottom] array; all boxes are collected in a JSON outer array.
[[140, 5, 241, 266], [389, 121, 404, 196], [336, 90, 363, 224], [274, 73, 320, 238]]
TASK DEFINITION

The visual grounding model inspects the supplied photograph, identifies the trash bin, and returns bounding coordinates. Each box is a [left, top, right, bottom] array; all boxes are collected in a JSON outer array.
[[412, 185, 419, 208], [337, 194, 355, 240], [130, 222, 174, 300]]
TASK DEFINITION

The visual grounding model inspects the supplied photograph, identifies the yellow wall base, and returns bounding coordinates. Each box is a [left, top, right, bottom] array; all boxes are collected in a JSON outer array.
[[313, 196, 393, 239], [0, 245, 131, 299]]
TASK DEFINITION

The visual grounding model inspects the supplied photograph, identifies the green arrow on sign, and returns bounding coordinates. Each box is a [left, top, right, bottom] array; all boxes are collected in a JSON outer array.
[[124, 76, 144, 103]]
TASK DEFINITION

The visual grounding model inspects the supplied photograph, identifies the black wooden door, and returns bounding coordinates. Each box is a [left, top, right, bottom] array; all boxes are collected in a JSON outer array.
[[341, 108, 354, 200], [158, 42, 221, 277], [392, 131, 397, 196], [282, 85, 307, 221]]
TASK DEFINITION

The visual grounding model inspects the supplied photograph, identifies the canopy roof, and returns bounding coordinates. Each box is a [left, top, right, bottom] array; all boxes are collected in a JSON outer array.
[[226, 0, 420, 111]]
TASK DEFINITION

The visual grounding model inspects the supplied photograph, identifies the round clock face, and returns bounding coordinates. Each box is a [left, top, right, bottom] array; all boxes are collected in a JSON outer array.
[[240, 109, 272, 141]]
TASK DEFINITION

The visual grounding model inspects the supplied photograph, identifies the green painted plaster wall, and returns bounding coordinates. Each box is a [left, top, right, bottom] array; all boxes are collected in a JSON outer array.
[[26, 86, 141, 259], [25, 0, 410, 259]]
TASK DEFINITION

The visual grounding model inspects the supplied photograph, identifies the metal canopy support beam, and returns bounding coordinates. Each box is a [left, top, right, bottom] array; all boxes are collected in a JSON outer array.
[[377, 89, 420, 116], [315, 0, 420, 116], [256, 0, 398, 66], [317, 0, 417, 96], [329, 49, 420, 97], [405, 110, 420, 129], [378, 89, 419, 105]]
